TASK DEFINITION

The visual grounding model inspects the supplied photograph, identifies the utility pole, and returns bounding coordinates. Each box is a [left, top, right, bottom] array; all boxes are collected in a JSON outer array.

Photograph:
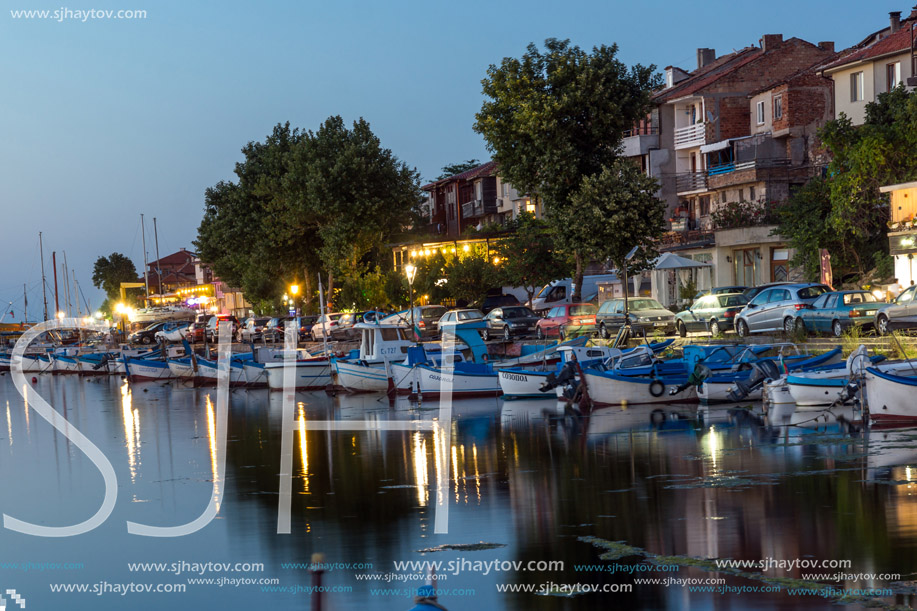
[[141, 214, 150, 305], [39, 232, 48, 321], [153, 217, 163, 297], [52, 251, 60, 317]]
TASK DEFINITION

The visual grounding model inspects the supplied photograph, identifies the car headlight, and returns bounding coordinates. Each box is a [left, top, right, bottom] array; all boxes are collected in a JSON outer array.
[[638, 316, 649, 322]]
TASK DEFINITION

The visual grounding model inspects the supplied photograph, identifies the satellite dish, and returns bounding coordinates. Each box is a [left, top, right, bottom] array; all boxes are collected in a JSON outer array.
[[625, 246, 639, 261], [706, 110, 717, 123]]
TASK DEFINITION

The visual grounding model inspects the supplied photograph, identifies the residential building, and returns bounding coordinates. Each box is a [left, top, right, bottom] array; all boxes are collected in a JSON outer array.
[[820, 9, 917, 125], [641, 34, 836, 301], [421, 161, 542, 238], [880, 181, 917, 286], [146, 248, 199, 294]]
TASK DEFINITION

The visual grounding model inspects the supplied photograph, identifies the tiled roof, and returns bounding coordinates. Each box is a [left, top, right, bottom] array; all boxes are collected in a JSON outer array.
[[653, 47, 761, 102], [422, 160, 497, 190], [821, 26, 914, 71], [746, 57, 837, 97]]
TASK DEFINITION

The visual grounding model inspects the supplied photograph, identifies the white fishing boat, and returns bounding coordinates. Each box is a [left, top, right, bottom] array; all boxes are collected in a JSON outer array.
[[581, 367, 696, 406], [865, 366, 917, 424], [167, 357, 198, 382], [333, 324, 412, 392], [498, 345, 622, 399], [131, 306, 197, 323], [264, 357, 333, 391], [196, 358, 248, 387], [124, 357, 173, 382], [243, 361, 268, 387], [52, 355, 82, 374]]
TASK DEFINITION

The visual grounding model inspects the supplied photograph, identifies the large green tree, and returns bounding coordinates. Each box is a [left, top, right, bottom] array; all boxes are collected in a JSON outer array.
[[91, 252, 140, 299], [435, 159, 480, 181], [474, 38, 660, 300], [560, 160, 666, 281], [492, 212, 568, 305], [777, 85, 917, 278], [280, 116, 421, 304]]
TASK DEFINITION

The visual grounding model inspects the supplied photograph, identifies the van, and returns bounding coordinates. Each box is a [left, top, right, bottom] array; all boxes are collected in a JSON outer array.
[[530, 274, 619, 314]]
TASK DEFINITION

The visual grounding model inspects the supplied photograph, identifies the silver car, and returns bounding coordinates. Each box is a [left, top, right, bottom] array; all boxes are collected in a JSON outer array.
[[875, 284, 917, 335], [735, 283, 830, 336]]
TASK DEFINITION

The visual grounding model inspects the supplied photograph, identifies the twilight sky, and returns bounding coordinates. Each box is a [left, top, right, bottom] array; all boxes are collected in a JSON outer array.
[[0, 0, 900, 317]]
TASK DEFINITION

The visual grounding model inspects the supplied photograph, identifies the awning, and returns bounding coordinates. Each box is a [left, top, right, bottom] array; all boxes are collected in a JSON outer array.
[[653, 252, 711, 270], [699, 139, 733, 154]]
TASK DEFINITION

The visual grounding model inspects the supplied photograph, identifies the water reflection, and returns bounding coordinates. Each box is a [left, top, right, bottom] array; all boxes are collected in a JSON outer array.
[[3, 376, 917, 609]]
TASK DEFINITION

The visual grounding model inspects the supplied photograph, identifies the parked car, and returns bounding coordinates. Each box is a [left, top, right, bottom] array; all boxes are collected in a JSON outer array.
[[735, 283, 831, 337], [185, 321, 206, 343], [153, 321, 192, 343], [694, 286, 748, 299], [129, 321, 170, 345], [742, 282, 792, 302], [482, 306, 540, 341], [536, 303, 597, 340], [264, 316, 317, 342], [309, 313, 346, 341], [475, 293, 520, 314], [875, 284, 917, 335], [237, 317, 271, 342], [330, 311, 386, 341], [205, 315, 240, 343], [788, 290, 882, 337], [530, 274, 618, 313], [675, 293, 748, 337], [380, 305, 448, 339], [437, 309, 485, 333], [595, 298, 676, 339]]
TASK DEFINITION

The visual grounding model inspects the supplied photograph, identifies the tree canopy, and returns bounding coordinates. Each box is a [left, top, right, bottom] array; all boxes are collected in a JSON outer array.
[[492, 212, 568, 305], [474, 38, 660, 300], [91, 252, 140, 299], [435, 159, 480, 181], [777, 85, 917, 278]]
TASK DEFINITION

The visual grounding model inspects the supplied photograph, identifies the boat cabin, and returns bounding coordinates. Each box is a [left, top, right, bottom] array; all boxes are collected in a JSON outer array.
[[356, 324, 412, 362]]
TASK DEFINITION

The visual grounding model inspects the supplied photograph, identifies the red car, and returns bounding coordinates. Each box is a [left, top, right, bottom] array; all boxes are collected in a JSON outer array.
[[185, 322, 206, 343], [535, 303, 597, 340]]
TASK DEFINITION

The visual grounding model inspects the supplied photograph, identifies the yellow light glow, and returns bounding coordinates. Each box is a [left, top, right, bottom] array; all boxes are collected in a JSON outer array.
[[410, 250, 417, 257], [493, 257, 501, 265], [115, 302, 126, 314], [451, 247, 456, 253], [462, 244, 470, 252], [424, 249, 431, 256], [56, 311, 65, 319], [290, 284, 300, 296], [405, 264, 417, 284]]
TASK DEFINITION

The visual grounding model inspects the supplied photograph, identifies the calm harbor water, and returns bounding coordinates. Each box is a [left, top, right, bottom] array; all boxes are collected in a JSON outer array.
[[0, 373, 915, 610]]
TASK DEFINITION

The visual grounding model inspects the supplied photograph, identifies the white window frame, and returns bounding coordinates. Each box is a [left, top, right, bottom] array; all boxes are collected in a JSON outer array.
[[756, 100, 765, 125], [851, 71, 865, 102], [773, 94, 783, 120], [887, 61, 902, 90]]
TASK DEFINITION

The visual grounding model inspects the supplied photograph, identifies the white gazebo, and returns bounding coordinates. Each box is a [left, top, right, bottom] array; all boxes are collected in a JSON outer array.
[[651, 252, 712, 308]]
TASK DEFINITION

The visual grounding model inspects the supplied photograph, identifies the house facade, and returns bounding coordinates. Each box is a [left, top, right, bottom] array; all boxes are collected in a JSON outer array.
[[820, 10, 917, 125], [630, 34, 836, 302], [880, 181, 917, 286]]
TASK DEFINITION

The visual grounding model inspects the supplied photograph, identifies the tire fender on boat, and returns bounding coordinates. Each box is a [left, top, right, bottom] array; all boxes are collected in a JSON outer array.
[[649, 379, 665, 397]]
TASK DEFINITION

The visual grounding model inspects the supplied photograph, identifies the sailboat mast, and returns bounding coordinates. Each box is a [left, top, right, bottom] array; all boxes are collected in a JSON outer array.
[[153, 217, 163, 298], [73, 273, 82, 317], [39, 232, 48, 321], [63, 251, 72, 317], [23, 283, 28, 324], [52, 251, 60, 317], [140, 214, 150, 304]]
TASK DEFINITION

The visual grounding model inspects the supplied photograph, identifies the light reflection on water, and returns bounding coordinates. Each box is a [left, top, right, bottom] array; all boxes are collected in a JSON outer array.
[[0, 376, 916, 609]]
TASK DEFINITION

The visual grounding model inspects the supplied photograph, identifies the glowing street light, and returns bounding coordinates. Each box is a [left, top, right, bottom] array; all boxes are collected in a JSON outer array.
[[289, 284, 300, 296]]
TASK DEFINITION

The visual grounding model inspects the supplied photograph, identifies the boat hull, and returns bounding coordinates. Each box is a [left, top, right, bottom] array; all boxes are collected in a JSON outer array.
[[334, 360, 391, 393], [497, 368, 556, 399], [866, 367, 917, 423], [392, 363, 501, 398], [264, 360, 332, 390], [582, 370, 696, 406], [124, 358, 173, 382]]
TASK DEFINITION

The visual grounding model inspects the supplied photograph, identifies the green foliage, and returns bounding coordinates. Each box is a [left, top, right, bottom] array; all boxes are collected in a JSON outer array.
[[712, 200, 780, 230], [435, 160, 480, 181], [778, 85, 917, 278], [474, 38, 660, 300], [492, 212, 569, 304], [335, 266, 390, 311], [872, 250, 895, 280], [91, 253, 140, 300], [195, 119, 420, 309], [558, 159, 666, 279], [443, 251, 499, 304]]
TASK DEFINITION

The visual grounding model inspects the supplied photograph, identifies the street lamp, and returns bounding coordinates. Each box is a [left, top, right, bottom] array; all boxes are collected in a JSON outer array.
[[114, 302, 127, 343], [405, 264, 417, 340], [289, 284, 300, 315]]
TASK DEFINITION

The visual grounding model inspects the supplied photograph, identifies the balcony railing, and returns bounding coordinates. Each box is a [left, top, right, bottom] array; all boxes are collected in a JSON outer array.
[[707, 158, 790, 176], [674, 122, 705, 149], [675, 171, 707, 194], [461, 199, 498, 219], [622, 126, 659, 137]]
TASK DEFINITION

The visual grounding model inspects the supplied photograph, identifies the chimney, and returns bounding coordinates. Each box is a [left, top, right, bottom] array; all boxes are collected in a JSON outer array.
[[890, 11, 902, 33], [697, 48, 716, 69], [817, 41, 835, 53], [760, 34, 784, 52], [911, 5, 917, 19]]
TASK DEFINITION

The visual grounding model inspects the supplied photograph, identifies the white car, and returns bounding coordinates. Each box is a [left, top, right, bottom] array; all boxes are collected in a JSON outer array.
[[309, 313, 345, 340], [154, 321, 191, 343]]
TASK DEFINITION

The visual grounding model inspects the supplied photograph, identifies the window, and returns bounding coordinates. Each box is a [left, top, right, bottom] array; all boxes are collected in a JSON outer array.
[[749, 186, 756, 201], [773, 95, 783, 120], [850, 71, 865, 102], [823, 294, 838, 309], [475, 182, 482, 200], [797, 285, 829, 299], [749, 290, 771, 306], [887, 62, 902, 91], [768, 289, 791, 303], [756, 100, 765, 124], [698, 196, 711, 216]]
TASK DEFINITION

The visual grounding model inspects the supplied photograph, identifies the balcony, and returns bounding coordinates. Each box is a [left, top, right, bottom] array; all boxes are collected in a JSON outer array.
[[706, 158, 792, 189], [659, 229, 715, 251], [674, 122, 706, 150], [461, 199, 498, 219], [622, 131, 659, 157], [675, 171, 707, 194]]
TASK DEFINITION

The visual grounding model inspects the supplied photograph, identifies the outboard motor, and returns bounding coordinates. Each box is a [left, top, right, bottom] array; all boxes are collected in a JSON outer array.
[[727, 359, 781, 402], [540, 361, 577, 392], [670, 363, 712, 396], [92, 353, 111, 371]]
